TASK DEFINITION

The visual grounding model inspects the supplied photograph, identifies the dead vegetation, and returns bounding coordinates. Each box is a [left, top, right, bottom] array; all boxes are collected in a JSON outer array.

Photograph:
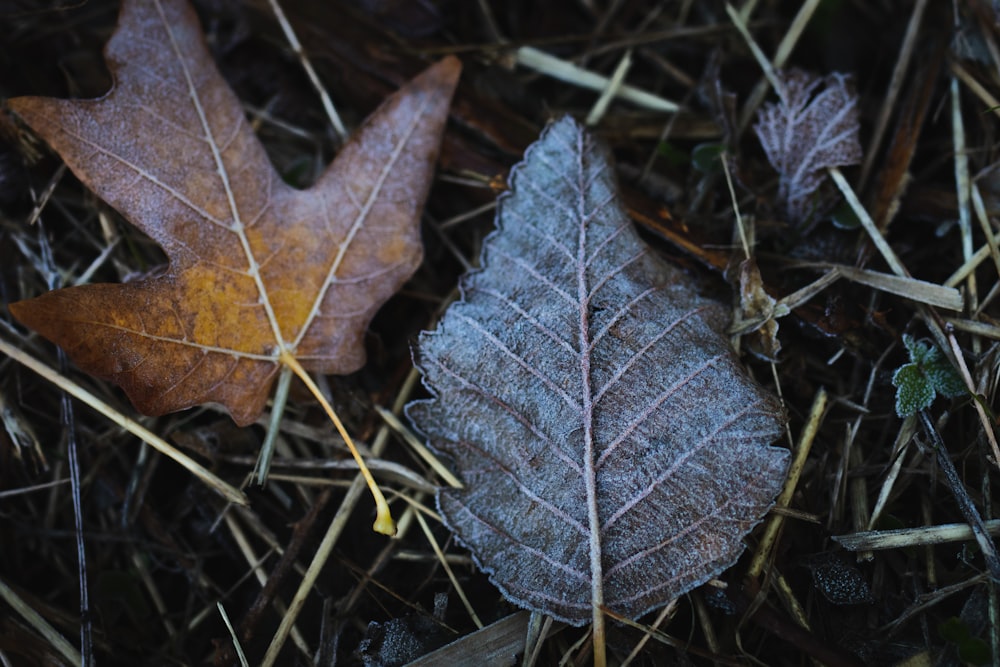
[[1, 1, 1000, 665]]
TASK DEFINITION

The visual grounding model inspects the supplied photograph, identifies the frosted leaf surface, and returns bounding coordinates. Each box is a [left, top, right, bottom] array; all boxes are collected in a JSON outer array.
[[407, 117, 790, 624], [754, 69, 862, 224]]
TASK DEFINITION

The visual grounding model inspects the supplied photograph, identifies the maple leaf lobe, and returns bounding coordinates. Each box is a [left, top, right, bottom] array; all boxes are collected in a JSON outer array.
[[408, 117, 790, 624], [9, 0, 460, 426]]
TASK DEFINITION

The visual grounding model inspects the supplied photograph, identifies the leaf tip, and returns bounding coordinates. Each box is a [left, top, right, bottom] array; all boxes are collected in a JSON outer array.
[[435, 54, 463, 81], [413, 55, 463, 97], [6, 297, 27, 321]]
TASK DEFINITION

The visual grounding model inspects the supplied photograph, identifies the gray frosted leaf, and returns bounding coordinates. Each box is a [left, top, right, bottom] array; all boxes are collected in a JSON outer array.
[[406, 116, 790, 625], [754, 69, 862, 225]]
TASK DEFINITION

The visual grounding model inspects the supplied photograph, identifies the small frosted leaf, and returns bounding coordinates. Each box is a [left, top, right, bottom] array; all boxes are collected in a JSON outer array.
[[733, 257, 781, 361], [893, 336, 966, 417], [919, 345, 966, 399], [903, 334, 934, 366], [893, 363, 935, 417], [754, 69, 862, 225], [929, 363, 967, 399], [407, 117, 790, 625]]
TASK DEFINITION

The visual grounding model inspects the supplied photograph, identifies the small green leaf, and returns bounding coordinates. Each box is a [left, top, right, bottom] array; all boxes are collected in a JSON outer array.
[[925, 358, 966, 398], [902, 334, 933, 366], [691, 142, 726, 173], [892, 336, 966, 417], [892, 363, 935, 417]]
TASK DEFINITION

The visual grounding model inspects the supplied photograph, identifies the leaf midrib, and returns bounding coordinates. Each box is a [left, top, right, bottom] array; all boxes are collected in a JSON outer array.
[[572, 131, 606, 628], [291, 105, 432, 353], [155, 0, 286, 361], [159, 0, 432, 363]]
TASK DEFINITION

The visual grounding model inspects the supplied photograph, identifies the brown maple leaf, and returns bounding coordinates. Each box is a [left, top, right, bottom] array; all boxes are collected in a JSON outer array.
[[7, 0, 459, 429]]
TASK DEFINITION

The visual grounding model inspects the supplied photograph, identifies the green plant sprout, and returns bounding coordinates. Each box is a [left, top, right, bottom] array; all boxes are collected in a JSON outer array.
[[892, 335, 966, 418]]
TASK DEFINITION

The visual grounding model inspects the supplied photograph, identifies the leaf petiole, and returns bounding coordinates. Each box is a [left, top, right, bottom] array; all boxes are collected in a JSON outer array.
[[278, 351, 396, 536]]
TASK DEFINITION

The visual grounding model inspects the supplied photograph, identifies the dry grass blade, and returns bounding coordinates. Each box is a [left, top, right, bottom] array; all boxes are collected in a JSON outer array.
[[217, 602, 250, 667], [0, 335, 248, 505], [831, 265, 962, 311], [515, 46, 679, 112], [835, 520, 1000, 551], [0, 576, 82, 666], [748, 388, 827, 579], [856, 0, 930, 188]]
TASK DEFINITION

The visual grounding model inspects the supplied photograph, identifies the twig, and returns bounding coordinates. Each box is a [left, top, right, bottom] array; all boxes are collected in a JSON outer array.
[[255, 364, 293, 484], [828, 265, 961, 311], [880, 573, 987, 635], [942, 328, 1000, 466], [867, 415, 919, 529], [374, 405, 463, 489], [829, 167, 910, 278], [585, 49, 632, 126], [61, 390, 93, 666], [721, 152, 750, 259], [731, 0, 823, 133], [522, 613, 551, 667], [951, 75, 977, 318], [413, 506, 484, 628], [970, 184, 1000, 290], [0, 478, 70, 499], [951, 60, 1000, 121], [725, 3, 782, 100], [221, 508, 313, 660], [620, 602, 676, 667], [918, 411, 1000, 582], [217, 602, 250, 667]]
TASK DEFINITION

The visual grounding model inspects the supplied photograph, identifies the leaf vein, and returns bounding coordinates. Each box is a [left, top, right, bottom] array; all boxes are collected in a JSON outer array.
[[425, 356, 583, 474], [454, 313, 582, 414], [448, 496, 590, 582], [592, 305, 709, 405], [601, 399, 760, 532], [596, 352, 726, 468]]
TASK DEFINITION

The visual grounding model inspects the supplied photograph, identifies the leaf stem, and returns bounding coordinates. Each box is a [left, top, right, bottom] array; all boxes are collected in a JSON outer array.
[[279, 351, 396, 535]]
